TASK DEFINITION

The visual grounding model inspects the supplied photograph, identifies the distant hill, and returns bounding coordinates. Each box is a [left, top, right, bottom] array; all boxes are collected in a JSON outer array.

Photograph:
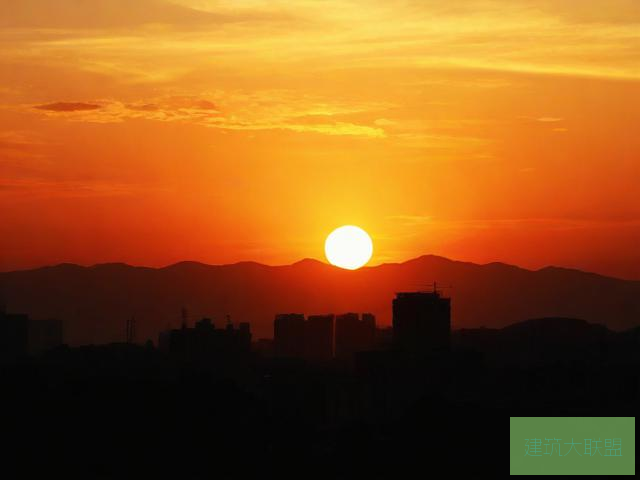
[[1, 255, 639, 345], [453, 317, 617, 365]]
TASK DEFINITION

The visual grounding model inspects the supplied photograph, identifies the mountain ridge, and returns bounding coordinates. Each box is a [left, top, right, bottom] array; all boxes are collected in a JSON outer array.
[[1, 254, 639, 345], [5, 254, 635, 281]]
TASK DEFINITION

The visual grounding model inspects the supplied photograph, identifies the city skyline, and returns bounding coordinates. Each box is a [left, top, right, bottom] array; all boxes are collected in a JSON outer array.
[[1, 2, 637, 476]]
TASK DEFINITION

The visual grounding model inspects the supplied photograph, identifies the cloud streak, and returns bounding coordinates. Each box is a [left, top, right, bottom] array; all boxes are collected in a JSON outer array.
[[34, 102, 102, 112], [0, 0, 294, 30], [1, 0, 639, 85], [26, 92, 389, 138]]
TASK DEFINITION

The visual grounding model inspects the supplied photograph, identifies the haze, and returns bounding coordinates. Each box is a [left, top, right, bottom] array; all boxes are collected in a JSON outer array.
[[1, 0, 639, 279]]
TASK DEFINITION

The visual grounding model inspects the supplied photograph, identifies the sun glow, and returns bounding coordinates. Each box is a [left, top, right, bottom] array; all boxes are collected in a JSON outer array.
[[324, 225, 373, 270]]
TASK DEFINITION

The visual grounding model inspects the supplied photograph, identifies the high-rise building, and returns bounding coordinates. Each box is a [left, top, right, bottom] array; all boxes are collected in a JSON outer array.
[[0, 312, 28, 361], [159, 316, 251, 362], [361, 313, 376, 349], [335, 313, 359, 360], [273, 312, 375, 362], [335, 312, 376, 360], [305, 314, 334, 361], [274, 313, 306, 357], [392, 291, 450, 354]]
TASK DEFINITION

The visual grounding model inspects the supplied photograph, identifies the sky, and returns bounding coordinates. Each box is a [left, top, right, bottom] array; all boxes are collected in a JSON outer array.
[[1, 0, 639, 278]]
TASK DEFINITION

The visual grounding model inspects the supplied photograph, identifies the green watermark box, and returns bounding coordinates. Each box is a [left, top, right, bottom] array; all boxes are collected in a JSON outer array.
[[510, 417, 635, 475]]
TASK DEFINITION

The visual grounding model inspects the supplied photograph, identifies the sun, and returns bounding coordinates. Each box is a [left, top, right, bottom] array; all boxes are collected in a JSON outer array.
[[324, 225, 373, 270]]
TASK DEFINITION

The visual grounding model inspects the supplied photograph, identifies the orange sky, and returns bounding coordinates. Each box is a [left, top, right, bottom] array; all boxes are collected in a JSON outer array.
[[1, 0, 639, 278]]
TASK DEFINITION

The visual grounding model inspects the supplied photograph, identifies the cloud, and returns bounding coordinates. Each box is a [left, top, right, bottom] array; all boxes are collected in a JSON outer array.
[[393, 132, 490, 151], [193, 100, 218, 110], [229, 121, 385, 138], [34, 102, 102, 112], [536, 117, 563, 122], [387, 215, 433, 226], [426, 217, 640, 232], [517, 0, 640, 26], [126, 103, 160, 112], [0, 0, 638, 93], [517, 116, 564, 123], [27, 92, 388, 138], [0, 0, 293, 30]]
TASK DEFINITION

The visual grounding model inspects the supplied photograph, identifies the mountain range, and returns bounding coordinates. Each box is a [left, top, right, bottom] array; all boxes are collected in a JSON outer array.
[[1, 255, 639, 346]]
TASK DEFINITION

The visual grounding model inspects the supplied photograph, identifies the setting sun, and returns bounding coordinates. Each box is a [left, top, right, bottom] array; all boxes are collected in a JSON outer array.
[[324, 225, 373, 270]]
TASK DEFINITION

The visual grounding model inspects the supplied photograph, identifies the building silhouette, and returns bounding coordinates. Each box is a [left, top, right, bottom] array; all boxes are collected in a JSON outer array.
[[273, 312, 376, 362], [305, 314, 334, 361], [0, 311, 63, 360], [374, 326, 394, 350], [274, 313, 306, 357], [159, 316, 251, 362], [0, 311, 29, 361], [392, 290, 451, 354], [335, 312, 376, 361]]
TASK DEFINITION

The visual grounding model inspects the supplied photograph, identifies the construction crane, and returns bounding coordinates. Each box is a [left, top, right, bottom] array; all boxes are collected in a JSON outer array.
[[415, 281, 453, 295]]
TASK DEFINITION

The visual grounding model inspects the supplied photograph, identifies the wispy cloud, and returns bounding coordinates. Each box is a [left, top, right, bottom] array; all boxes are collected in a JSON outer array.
[[517, 116, 564, 123], [0, 0, 295, 30], [2, 0, 639, 86], [25, 91, 389, 138], [34, 102, 102, 112], [386, 214, 433, 226], [536, 117, 563, 123], [394, 216, 640, 232]]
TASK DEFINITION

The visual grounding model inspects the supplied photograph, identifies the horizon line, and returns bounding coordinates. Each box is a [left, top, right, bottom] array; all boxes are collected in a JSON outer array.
[[0, 254, 633, 282]]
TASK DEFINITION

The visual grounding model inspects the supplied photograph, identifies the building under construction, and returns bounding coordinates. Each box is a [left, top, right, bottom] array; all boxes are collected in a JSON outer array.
[[392, 290, 451, 354]]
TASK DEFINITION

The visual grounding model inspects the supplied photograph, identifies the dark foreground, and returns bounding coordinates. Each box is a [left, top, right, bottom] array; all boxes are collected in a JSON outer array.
[[2, 330, 638, 479]]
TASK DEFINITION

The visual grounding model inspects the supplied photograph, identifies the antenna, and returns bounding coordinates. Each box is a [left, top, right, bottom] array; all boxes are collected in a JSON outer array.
[[415, 282, 453, 295], [126, 316, 136, 344]]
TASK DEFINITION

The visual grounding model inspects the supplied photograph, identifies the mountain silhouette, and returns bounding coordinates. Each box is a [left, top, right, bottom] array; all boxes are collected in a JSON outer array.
[[1, 255, 639, 345]]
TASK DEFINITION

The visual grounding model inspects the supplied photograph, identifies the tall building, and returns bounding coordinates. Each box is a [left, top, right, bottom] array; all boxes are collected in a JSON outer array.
[[159, 316, 251, 362], [274, 313, 306, 357], [0, 312, 29, 361], [392, 291, 450, 354], [0, 311, 63, 359], [305, 314, 334, 361], [273, 312, 374, 362], [361, 313, 376, 349], [335, 313, 359, 360], [335, 312, 376, 361]]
